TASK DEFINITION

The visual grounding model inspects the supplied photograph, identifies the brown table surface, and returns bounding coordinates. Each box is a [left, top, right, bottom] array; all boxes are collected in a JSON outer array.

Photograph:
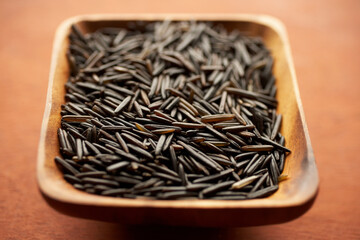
[[1, 0, 359, 239]]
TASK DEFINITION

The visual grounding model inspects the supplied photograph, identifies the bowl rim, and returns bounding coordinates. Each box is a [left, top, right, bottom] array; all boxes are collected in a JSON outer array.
[[37, 13, 318, 209]]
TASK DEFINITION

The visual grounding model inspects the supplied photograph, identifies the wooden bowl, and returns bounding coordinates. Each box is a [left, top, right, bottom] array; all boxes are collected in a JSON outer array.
[[37, 14, 318, 227]]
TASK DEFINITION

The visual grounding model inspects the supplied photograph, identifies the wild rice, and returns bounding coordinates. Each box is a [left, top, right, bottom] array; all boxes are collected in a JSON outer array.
[[56, 20, 290, 200]]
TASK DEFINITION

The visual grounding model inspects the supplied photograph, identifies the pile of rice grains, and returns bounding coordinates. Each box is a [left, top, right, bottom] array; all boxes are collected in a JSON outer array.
[[55, 21, 290, 200]]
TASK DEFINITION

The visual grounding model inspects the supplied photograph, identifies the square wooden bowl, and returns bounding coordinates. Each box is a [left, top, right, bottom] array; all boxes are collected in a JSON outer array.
[[37, 14, 318, 227]]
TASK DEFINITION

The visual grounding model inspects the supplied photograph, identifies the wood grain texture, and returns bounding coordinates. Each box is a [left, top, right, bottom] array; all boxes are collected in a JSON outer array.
[[0, 0, 359, 239]]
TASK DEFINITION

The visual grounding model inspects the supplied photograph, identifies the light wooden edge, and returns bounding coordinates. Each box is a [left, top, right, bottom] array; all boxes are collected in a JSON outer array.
[[37, 14, 318, 209]]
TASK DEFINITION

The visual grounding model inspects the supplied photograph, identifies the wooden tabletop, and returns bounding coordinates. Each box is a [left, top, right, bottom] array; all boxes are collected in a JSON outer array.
[[0, 0, 359, 239]]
